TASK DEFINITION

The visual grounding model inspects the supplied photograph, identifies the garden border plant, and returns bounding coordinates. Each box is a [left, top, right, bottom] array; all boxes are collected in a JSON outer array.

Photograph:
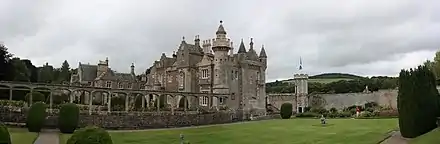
[[26, 102, 47, 132]]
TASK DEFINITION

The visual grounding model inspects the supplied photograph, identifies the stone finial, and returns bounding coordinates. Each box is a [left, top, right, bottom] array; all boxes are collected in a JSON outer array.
[[182, 36, 185, 41]]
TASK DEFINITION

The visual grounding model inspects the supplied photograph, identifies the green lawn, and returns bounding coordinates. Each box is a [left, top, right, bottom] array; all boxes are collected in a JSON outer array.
[[410, 128, 440, 144], [60, 118, 398, 144], [8, 128, 38, 144]]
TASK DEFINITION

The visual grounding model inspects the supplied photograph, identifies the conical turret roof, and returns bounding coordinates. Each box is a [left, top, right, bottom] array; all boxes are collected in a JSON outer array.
[[259, 45, 267, 58], [216, 20, 227, 35], [238, 39, 247, 53]]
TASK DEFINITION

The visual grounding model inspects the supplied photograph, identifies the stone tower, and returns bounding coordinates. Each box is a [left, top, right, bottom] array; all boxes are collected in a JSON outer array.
[[294, 58, 308, 113], [212, 21, 232, 107]]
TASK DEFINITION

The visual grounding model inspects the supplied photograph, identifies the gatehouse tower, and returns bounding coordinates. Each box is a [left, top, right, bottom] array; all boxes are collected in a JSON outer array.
[[294, 57, 308, 113]]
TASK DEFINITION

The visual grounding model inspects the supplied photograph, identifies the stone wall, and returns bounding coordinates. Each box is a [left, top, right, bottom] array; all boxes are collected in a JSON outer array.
[[267, 89, 398, 111], [0, 107, 247, 130]]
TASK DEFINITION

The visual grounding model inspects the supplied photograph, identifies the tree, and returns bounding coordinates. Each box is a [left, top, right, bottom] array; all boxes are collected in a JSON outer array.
[[398, 65, 440, 138], [0, 44, 12, 81], [38, 63, 54, 83], [432, 51, 440, 79], [10, 58, 30, 82], [58, 60, 71, 83], [21, 59, 39, 82]]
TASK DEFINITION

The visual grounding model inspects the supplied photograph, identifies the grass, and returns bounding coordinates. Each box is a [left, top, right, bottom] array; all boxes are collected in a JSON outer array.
[[8, 128, 38, 144], [308, 78, 353, 84], [410, 128, 440, 144], [60, 118, 398, 144]]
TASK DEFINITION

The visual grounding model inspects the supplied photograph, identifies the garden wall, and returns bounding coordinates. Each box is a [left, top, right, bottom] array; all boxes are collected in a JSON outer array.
[[268, 89, 398, 111], [0, 107, 247, 130]]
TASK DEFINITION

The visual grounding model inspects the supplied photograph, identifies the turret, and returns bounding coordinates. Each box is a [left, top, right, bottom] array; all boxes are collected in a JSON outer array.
[[212, 20, 232, 103], [194, 35, 200, 47], [259, 45, 267, 69], [131, 63, 135, 75]]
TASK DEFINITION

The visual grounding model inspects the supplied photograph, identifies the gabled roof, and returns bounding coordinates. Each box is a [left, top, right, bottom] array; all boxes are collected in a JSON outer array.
[[79, 64, 97, 81]]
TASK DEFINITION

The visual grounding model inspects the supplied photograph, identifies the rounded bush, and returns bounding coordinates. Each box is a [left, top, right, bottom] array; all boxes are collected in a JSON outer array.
[[0, 123, 11, 144], [67, 126, 113, 144], [280, 103, 293, 119], [25, 92, 45, 104], [58, 103, 80, 134], [26, 102, 47, 132]]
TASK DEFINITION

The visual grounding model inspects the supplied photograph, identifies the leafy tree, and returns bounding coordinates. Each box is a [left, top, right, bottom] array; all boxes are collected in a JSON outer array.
[[398, 65, 440, 138], [0, 44, 13, 81], [59, 60, 71, 83], [10, 58, 30, 82], [38, 63, 54, 83], [21, 59, 39, 82]]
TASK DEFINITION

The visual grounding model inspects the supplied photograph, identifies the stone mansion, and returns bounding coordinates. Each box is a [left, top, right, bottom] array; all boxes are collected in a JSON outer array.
[[70, 21, 268, 114]]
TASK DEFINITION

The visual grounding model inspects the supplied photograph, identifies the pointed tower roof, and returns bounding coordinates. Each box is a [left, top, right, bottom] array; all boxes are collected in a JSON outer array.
[[216, 20, 227, 35], [259, 45, 267, 58], [238, 39, 247, 53]]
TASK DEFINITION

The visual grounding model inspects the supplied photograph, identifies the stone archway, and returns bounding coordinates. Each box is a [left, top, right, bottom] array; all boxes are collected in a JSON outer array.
[[0, 84, 11, 100], [177, 95, 189, 109]]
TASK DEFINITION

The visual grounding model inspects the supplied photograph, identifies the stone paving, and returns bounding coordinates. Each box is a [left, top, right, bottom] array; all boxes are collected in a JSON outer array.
[[380, 131, 409, 144], [33, 129, 59, 144]]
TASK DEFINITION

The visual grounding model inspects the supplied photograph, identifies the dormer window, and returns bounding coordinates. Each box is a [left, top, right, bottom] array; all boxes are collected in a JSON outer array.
[[127, 83, 132, 89]]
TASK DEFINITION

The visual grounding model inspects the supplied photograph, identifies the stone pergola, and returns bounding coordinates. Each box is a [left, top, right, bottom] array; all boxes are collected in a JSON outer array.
[[0, 81, 229, 114]]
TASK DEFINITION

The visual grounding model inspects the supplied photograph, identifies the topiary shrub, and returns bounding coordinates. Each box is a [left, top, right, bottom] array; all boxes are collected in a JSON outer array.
[[0, 123, 11, 144], [26, 102, 47, 132], [25, 92, 45, 104], [58, 103, 80, 134], [67, 126, 113, 144], [280, 103, 293, 119]]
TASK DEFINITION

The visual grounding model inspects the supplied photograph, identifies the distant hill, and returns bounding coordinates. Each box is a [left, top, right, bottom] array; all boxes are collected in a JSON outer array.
[[309, 73, 365, 79], [281, 73, 365, 84]]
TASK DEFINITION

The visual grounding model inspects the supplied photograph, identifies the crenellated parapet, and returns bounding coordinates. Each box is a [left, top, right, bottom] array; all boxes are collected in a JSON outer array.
[[294, 74, 308, 79]]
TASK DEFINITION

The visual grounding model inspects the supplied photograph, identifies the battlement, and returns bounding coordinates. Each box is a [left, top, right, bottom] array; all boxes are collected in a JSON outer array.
[[212, 38, 231, 48], [294, 74, 308, 79], [202, 39, 212, 46]]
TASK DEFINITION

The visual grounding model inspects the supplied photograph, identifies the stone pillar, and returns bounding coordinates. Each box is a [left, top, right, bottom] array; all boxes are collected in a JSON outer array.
[[9, 88, 12, 100], [107, 92, 112, 112], [69, 91, 74, 103], [146, 94, 150, 109], [141, 95, 145, 111], [49, 92, 53, 113], [88, 91, 93, 115], [29, 88, 33, 106], [125, 94, 129, 112], [156, 95, 160, 112], [183, 96, 187, 112]]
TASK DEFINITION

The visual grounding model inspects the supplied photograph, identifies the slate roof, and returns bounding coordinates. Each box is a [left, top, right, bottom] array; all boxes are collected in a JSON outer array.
[[79, 63, 135, 82], [79, 64, 97, 81]]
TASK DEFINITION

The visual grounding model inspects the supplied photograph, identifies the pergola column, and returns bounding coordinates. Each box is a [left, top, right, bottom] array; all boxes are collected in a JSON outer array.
[[107, 92, 112, 112], [156, 95, 160, 112], [88, 91, 93, 115], [146, 94, 150, 109], [69, 91, 74, 103], [49, 91, 53, 114], [125, 94, 129, 112], [9, 88, 12, 100], [29, 88, 33, 106], [183, 96, 188, 112], [141, 95, 145, 111]]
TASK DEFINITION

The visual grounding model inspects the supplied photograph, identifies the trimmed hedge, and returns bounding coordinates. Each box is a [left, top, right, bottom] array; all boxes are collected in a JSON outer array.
[[26, 102, 47, 132], [58, 103, 80, 134], [67, 126, 113, 144], [25, 92, 45, 104], [0, 123, 11, 144], [280, 103, 293, 119]]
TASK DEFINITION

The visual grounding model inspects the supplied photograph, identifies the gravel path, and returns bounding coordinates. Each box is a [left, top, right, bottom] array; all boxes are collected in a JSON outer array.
[[33, 129, 59, 144]]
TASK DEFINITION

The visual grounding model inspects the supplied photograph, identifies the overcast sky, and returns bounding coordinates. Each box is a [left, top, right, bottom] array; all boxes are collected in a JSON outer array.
[[1, 0, 440, 82]]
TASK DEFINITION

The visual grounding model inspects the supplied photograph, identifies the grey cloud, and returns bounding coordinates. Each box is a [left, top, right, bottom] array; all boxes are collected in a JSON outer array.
[[1, 0, 440, 82]]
